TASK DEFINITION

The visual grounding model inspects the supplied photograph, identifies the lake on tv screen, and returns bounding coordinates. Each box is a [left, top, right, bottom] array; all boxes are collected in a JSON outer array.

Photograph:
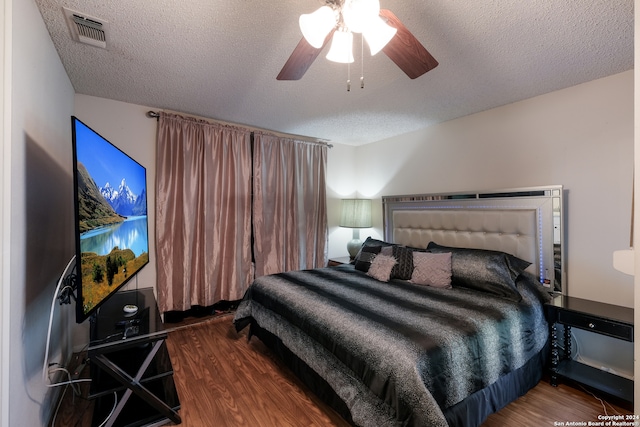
[[80, 216, 149, 256], [79, 216, 149, 315]]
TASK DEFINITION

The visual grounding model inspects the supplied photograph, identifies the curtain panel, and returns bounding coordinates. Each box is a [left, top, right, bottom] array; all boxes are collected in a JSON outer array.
[[253, 133, 328, 277], [156, 113, 253, 312]]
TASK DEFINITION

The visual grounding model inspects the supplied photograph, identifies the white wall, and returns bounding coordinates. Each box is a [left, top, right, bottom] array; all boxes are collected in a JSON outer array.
[[6, 0, 76, 425], [1, 2, 8, 424], [326, 143, 360, 258], [328, 70, 634, 378]]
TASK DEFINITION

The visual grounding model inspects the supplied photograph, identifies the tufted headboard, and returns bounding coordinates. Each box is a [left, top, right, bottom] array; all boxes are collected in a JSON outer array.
[[382, 186, 564, 293]]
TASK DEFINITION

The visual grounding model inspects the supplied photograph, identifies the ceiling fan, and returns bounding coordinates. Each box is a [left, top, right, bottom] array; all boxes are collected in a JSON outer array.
[[277, 0, 438, 81]]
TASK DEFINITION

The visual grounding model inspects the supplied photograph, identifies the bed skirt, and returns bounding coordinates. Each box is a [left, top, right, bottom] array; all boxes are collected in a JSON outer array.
[[248, 320, 548, 427]]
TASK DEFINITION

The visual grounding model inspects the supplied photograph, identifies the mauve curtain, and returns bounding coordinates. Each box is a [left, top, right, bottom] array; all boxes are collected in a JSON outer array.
[[156, 112, 253, 313], [253, 133, 328, 276]]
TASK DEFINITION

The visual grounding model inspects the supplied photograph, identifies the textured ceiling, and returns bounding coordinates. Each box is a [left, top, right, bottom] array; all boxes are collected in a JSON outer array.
[[35, 0, 633, 146]]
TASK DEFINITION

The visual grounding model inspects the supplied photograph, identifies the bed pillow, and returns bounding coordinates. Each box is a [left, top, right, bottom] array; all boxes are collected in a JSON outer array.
[[426, 242, 531, 301], [367, 254, 397, 282], [411, 251, 452, 288], [354, 245, 382, 272], [391, 245, 414, 280], [353, 237, 394, 272], [379, 245, 414, 280]]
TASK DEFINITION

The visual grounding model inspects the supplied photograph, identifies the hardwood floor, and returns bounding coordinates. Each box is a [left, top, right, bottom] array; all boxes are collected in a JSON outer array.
[[167, 315, 632, 427], [164, 314, 348, 427], [54, 314, 632, 426]]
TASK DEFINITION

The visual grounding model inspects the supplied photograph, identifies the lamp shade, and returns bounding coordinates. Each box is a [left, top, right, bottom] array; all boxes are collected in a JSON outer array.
[[342, 0, 381, 34], [299, 6, 337, 48], [326, 29, 355, 63], [363, 17, 397, 55], [340, 199, 372, 228]]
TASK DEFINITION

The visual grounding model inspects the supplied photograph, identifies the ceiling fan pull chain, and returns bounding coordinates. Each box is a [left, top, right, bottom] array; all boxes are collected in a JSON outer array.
[[347, 62, 351, 92]]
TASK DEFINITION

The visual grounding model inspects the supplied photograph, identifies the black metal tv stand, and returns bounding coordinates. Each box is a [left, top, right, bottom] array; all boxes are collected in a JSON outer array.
[[88, 287, 181, 426]]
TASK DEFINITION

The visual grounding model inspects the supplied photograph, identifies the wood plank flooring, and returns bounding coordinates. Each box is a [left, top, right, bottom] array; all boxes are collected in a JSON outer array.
[[168, 316, 632, 427], [53, 314, 633, 426], [164, 314, 348, 427]]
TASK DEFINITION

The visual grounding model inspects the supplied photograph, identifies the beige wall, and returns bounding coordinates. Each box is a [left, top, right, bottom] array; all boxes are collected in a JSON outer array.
[[325, 143, 359, 258], [6, 0, 75, 425]]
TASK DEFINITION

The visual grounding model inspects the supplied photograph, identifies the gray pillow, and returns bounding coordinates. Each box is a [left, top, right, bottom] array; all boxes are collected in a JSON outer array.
[[411, 252, 452, 288], [353, 237, 394, 272], [354, 245, 382, 272], [426, 242, 530, 301]]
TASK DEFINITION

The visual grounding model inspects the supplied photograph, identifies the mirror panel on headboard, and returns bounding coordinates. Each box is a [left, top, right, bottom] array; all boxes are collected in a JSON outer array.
[[382, 186, 565, 293]]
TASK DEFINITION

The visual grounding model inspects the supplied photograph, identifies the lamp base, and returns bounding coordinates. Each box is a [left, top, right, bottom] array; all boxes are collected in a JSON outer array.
[[347, 238, 362, 260]]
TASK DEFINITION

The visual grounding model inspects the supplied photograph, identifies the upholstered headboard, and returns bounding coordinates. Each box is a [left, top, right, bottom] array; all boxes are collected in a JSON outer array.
[[382, 186, 564, 292]]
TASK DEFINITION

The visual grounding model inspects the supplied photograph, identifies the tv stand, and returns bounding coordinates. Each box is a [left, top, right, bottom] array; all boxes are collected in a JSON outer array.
[[88, 288, 181, 426]]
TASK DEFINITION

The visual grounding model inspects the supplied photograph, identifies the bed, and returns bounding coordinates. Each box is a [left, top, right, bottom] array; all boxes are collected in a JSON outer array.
[[233, 186, 564, 427]]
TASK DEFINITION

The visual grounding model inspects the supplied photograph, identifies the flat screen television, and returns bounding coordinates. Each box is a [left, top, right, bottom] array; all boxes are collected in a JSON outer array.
[[71, 116, 149, 323]]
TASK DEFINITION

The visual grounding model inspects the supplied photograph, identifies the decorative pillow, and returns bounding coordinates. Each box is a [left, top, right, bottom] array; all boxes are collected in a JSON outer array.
[[354, 245, 382, 272], [426, 242, 531, 301], [367, 254, 397, 282], [378, 245, 414, 280], [353, 237, 394, 272], [411, 252, 452, 288], [391, 245, 414, 280]]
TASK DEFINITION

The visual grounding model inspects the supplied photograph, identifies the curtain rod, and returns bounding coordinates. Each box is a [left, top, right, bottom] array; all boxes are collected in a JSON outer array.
[[146, 110, 333, 148]]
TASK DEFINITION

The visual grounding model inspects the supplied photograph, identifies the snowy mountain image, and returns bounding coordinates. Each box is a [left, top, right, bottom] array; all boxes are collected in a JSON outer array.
[[100, 178, 147, 216]]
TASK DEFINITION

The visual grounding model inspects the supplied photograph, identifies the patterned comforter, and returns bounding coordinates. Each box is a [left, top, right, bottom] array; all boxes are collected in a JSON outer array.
[[233, 265, 549, 427]]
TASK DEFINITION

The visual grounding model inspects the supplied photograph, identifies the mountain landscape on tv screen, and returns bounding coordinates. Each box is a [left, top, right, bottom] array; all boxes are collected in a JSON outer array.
[[76, 160, 149, 315], [100, 178, 147, 217], [76, 162, 147, 232], [76, 162, 123, 232]]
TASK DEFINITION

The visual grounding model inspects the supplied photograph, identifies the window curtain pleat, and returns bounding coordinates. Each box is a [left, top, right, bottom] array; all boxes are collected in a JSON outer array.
[[156, 113, 328, 313], [253, 133, 328, 276], [156, 113, 253, 312]]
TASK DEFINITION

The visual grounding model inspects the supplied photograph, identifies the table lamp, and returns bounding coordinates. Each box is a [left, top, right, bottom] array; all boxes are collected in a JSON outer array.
[[339, 199, 372, 259]]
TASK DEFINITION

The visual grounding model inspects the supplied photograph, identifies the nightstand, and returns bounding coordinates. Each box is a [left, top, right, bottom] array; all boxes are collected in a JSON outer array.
[[545, 295, 634, 404], [328, 256, 352, 267]]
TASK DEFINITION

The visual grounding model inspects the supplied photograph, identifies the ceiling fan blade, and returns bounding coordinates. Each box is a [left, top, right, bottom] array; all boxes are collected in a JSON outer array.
[[379, 9, 438, 79], [277, 29, 335, 80]]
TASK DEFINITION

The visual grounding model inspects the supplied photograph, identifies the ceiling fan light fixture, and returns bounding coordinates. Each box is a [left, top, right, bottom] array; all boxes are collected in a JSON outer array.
[[363, 17, 397, 55], [326, 29, 354, 63], [299, 6, 337, 48], [278, 5, 438, 81], [341, 0, 380, 34]]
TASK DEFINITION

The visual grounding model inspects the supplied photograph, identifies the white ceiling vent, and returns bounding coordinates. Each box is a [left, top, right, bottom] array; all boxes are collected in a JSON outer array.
[[63, 7, 109, 49]]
